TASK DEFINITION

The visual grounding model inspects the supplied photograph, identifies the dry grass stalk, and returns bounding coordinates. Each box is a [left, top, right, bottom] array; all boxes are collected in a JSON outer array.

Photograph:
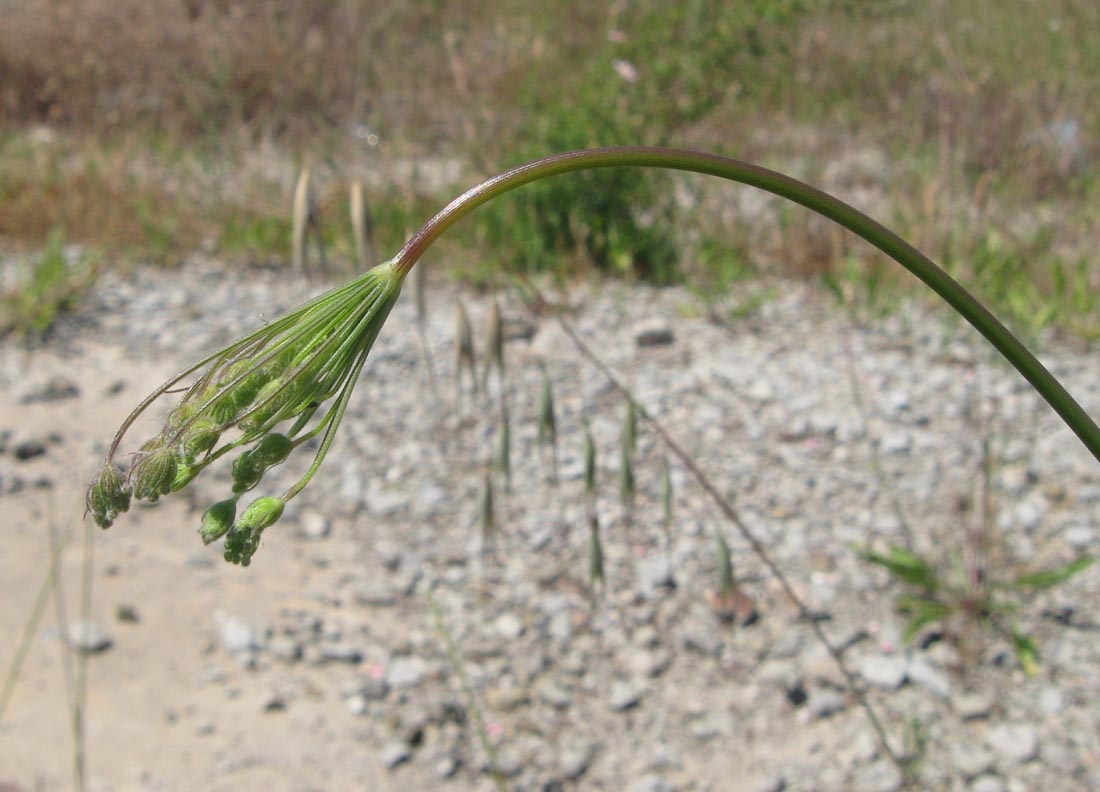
[[291, 167, 327, 277], [291, 167, 311, 275], [411, 252, 439, 402], [660, 457, 674, 550], [619, 410, 636, 533], [623, 400, 638, 456], [494, 404, 511, 493], [349, 180, 375, 271], [479, 469, 495, 552], [537, 367, 558, 483], [706, 529, 756, 625], [583, 420, 597, 507], [588, 513, 605, 596], [453, 300, 476, 410], [482, 298, 504, 392]]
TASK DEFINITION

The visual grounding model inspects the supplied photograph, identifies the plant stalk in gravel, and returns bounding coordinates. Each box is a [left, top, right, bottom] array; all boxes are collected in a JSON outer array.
[[87, 147, 1100, 566]]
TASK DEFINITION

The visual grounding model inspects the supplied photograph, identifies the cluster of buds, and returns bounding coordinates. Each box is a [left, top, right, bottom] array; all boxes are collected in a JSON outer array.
[[86, 261, 404, 566]]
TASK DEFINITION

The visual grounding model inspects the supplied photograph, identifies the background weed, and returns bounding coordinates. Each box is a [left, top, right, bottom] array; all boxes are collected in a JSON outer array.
[[0, 230, 98, 338]]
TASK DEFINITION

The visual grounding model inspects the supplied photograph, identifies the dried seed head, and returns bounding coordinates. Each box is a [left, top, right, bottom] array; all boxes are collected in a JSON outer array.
[[199, 499, 237, 545], [588, 513, 605, 588], [483, 298, 504, 387], [583, 421, 597, 496], [623, 400, 638, 456], [86, 462, 131, 529], [494, 405, 511, 488], [224, 496, 285, 566], [131, 446, 179, 503], [479, 470, 495, 547], [619, 441, 635, 505], [714, 529, 735, 595], [537, 369, 556, 447], [454, 300, 475, 389], [660, 458, 673, 527]]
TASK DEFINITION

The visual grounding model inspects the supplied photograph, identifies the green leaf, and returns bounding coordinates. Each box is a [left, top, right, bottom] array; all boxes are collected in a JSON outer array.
[[821, 271, 845, 304], [860, 546, 942, 590], [1009, 556, 1093, 590], [1011, 628, 1041, 677], [896, 595, 950, 643]]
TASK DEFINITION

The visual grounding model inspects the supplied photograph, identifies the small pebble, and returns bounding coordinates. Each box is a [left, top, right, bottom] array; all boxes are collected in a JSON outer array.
[[986, 723, 1039, 764], [634, 319, 675, 347], [66, 621, 112, 654], [970, 776, 1006, 792], [381, 741, 411, 769], [858, 654, 907, 690], [609, 679, 644, 711]]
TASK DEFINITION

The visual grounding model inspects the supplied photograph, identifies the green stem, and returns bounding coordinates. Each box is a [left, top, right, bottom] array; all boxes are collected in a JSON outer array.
[[394, 146, 1100, 465]]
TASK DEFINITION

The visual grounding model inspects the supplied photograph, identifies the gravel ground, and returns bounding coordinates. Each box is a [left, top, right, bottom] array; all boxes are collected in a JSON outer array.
[[1, 255, 1098, 791]]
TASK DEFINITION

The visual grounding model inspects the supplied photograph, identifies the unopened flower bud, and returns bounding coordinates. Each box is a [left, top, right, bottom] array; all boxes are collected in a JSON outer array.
[[131, 446, 178, 503], [223, 496, 285, 566], [219, 359, 268, 411], [249, 433, 293, 467], [170, 459, 200, 492], [167, 402, 197, 430], [209, 392, 243, 426], [239, 379, 291, 432], [181, 416, 220, 459], [239, 495, 285, 531], [231, 453, 263, 494], [199, 499, 236, 545], [85, 462, 131, 529]]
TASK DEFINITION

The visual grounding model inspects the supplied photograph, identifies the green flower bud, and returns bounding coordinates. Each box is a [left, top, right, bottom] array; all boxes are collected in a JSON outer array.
[[218, 358, 253, 387], [170, 459, 200, 492], [218, 359, 269, 410], [139, 434, 165, 453], [239, 495, 285, 531], [85, 462, 131, 529], [167, 401, 197, 430], [209, 392, 242, 426], [231, 453, 263, 495], [199, 499, 236, 545], [249, 433, 293, 467], [131, 446, 178, 503], [224, 496, 285, 566], [181, 416, 220, 458], [239, 379, 291, 432]]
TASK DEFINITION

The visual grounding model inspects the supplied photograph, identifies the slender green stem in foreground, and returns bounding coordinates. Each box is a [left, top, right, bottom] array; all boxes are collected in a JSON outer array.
[[426, 588, 506, 792], [394, 146, 1100, 466], [0, 523, 70, 725]]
